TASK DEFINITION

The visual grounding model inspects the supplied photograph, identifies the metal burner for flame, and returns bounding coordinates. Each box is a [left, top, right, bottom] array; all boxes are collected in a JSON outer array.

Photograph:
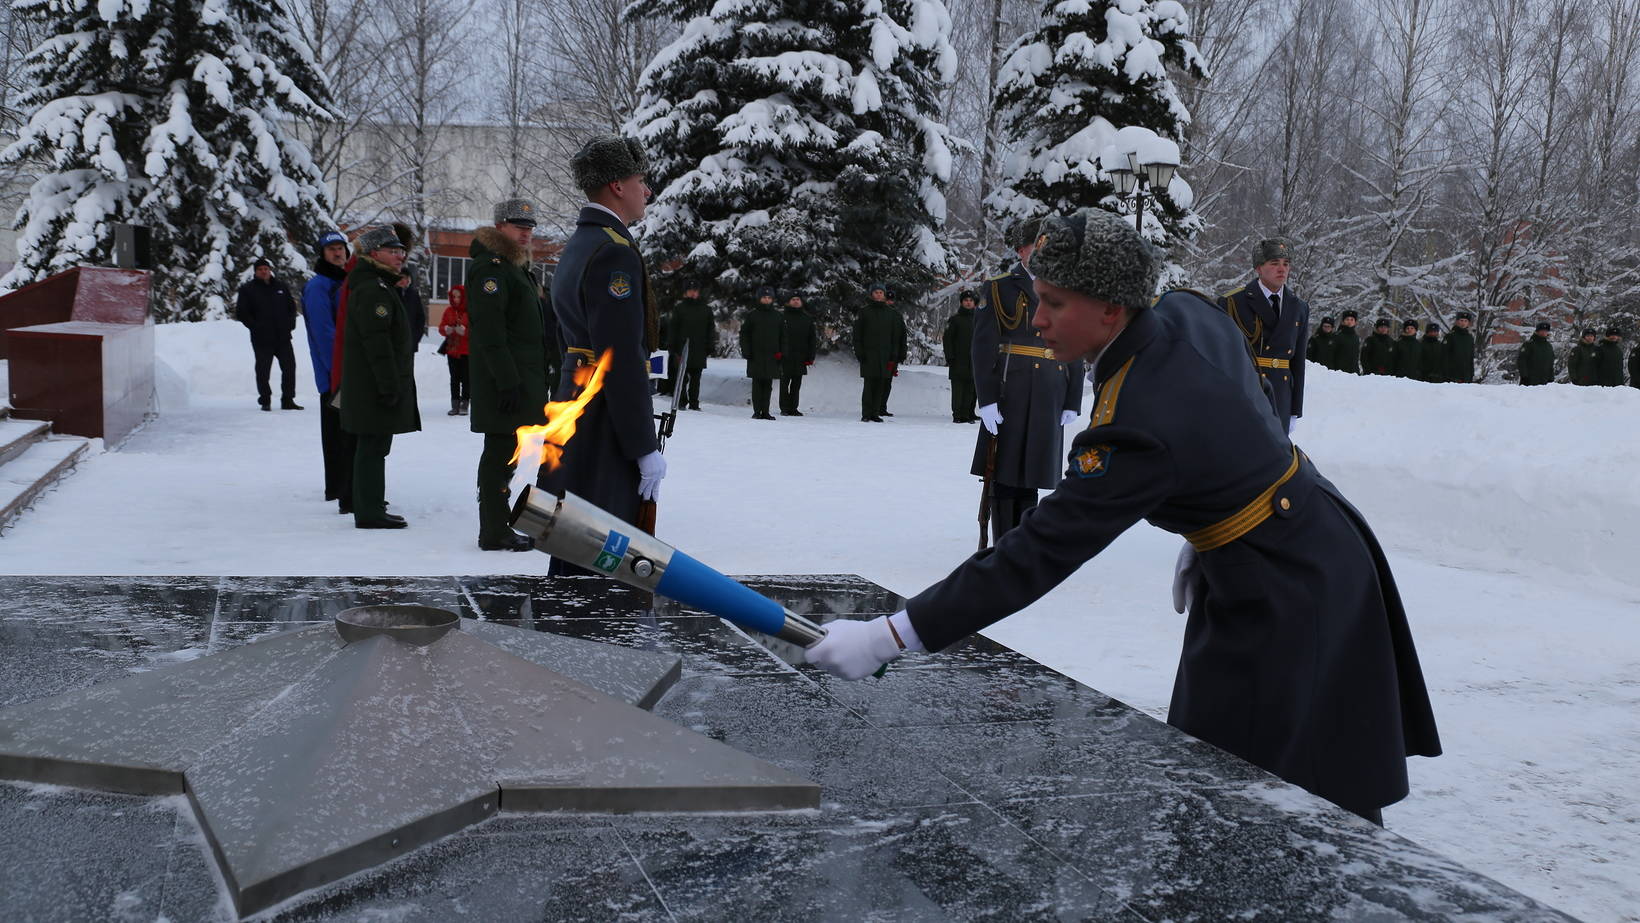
[[334, 604, 459, 646]]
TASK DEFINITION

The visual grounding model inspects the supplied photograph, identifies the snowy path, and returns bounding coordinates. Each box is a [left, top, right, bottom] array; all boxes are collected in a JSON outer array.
[[1, 321, 1637, 922]]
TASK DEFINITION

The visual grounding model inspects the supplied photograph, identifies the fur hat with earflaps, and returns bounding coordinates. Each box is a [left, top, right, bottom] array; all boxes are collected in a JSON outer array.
[[1031, 208, 1160, 312]]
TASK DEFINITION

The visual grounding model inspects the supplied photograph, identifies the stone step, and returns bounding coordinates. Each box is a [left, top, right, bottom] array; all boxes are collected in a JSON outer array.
[[0, 418, 50, 468], [0, 437, 91, 534]]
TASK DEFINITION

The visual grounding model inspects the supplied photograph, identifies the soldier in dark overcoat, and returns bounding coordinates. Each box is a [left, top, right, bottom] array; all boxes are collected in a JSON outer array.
[[970, 219, 1086, 537], [1306, 317, 1336, 370], [880, 288, 908, 416], [739, 286, 783, 419], [668, 283, 715, 410], [1334, 310, 1362, 373], [1361, 318, 1396, 375], [852, 283, 898, 422], [1443, 311, 1476, 382], [537, 136, 664, 575], [340, 225, 421, 529], [1567, 328, 1600, 385], [1629, 342, 1640, 390], [467, 199, 550, 551], [1517, 322, 1555, 385], [1596, 328, 1626, 386], [1419, 323, 1444, 382], [1394, 320, 1422, 379], [778, 292, 817, 416], [943, 289, 978, 422], [1219, 238, 1309, 430], [810, 208, 1442, 826]]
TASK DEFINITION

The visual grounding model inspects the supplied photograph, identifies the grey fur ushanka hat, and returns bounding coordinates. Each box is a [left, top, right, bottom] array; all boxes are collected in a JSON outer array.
[[355, 223, 413, 254], [571, 135, 649, 194], [1031, 208, 1160, 312]]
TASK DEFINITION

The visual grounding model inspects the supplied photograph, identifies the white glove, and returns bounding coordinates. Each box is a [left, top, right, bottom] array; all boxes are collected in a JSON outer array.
[[1171, 540, 1201, 614], [1287, 415, 1298, 436], [1060, 410, 1078, 427], [637, 450, 667, 501], [977, 403, 1003, 435], [455, 324, 466, 335], [806, 615, 902, 680]]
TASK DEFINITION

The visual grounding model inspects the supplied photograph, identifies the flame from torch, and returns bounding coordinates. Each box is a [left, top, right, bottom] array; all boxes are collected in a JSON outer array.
[[510, 349, 614, 468]]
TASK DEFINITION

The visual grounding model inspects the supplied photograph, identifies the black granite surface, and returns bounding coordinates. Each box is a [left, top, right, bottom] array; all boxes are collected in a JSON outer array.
[[0, 575, 1579, 922]]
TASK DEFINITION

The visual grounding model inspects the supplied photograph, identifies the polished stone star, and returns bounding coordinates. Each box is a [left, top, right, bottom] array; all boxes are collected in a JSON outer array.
[[0, 615, 818, 916]]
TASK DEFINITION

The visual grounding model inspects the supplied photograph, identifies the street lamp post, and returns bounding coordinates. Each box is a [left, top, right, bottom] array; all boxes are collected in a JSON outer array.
[[1101, 127, 1180, 235]]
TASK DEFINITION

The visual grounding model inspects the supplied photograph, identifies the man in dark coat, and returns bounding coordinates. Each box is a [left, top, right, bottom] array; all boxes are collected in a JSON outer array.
[[398, 261, 427, 350], [1334, 310, 1362, 374], [668, 284, 715, 410], [1394, 320, 1422, 379], [778, 291, 817, 416], [467, 199, 550, 551], [1596, 328, 1626, 386], [1360, 318, 1396, 375], [340, 225, 421, 529], [1306, 317, 1336, 370], [1219, 238, 1309, 431], [237, 258, 302, 411], [303, 232, 353, 511], [1517, 322, 1555, 385], [810, 208, 1442, 826], [943, 289, 978, 422], [853, 283, 898, 422], [971, 218, 1086, 538], [1443, 311, 1476, 382], [1568, 328, 1600, 385], [1630, 341, 1640, 390], [1419, 323, 1444, 382], [739, 286, 782, 419], [538, 135, 664, 575], [880, 287, 909, 417]]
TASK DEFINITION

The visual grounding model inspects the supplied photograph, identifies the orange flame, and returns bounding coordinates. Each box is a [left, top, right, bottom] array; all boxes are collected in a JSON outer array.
[[511, 349, 614, 469]]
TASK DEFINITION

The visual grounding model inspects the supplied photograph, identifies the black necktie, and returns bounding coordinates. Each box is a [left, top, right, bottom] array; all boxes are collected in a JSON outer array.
[[1268, 292, 1280, 319]]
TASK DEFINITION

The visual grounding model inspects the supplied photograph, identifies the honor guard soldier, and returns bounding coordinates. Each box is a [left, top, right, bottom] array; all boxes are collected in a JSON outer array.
[[1419, 322, 1444, 382], [971, 218, 1086, 536], [538, 135, 665, 574], [810, 208, 1442, 826], [779, 291, 817, 415], [1219, 238, 1309, 431], [944, 289, 979, 422], [1443, 311, 1476, 382], [467, 198, 549, 551], [739, 286, 782, 419], [853, 282, 898, 422], [668, 282, 715, 410], [1361, 318, 1396, 375], [1334, 310, 1362, 373], [1306, 316, 1337, 370], [1517, 322, 1555, 385], [340, 224, 421, 529], [1597, 328, 1626, 386], [1394, 320, 1422, 379]]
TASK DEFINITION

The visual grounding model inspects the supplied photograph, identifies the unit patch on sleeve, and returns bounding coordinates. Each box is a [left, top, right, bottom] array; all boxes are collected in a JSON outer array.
[[1072, 443, 1113, 478], [608, 271, 633, 299], [481, 278, 499, 294]]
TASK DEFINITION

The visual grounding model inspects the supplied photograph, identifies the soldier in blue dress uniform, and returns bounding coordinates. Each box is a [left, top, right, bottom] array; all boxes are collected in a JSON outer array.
[[1218, 238, 1310, 431]]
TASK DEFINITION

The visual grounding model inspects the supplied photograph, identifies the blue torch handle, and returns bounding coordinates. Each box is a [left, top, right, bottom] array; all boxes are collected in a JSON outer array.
[[654, 551, 787, 635]]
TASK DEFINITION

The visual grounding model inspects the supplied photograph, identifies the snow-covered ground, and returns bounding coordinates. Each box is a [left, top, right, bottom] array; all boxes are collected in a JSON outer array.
[[3, 319, 1638, 922]]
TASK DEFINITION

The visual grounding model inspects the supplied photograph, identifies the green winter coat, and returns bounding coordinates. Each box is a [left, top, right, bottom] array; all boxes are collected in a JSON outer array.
[[1394, 334, 1422, 378], [739, 303, 783, 379], [1420, 335, 1445, 382], [853, 301, 900, 379], [1517, 336, 1554, 385], [1630, 345, 1640, 389], [1568, 342, 1600, 385], [1444, 328, 1476, 382], [1361, 333, 1396, 375], [1306, 330, 1336, 369], [889, 306, 908, 365], [1333, 326, 1362, 373], [779, 306, 817, 377], [1596, 340, 1625, 386], [340, 256, 421, 436], [466, 227, 549, 435], [944, 307, 975, 380], [668, 296, 716, 370]]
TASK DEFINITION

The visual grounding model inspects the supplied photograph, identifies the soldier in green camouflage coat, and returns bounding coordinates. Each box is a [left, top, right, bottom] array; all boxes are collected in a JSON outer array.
[[340, 225, 421, 529]]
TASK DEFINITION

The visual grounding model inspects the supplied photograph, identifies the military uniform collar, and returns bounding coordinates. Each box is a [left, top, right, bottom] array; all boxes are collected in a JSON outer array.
[[579, 204, 632, 240], [1093, 307, 1161, 386]]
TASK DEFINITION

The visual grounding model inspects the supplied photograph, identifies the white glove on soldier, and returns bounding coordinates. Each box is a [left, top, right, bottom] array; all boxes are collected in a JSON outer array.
[[637, 451, 667, 501], [1060, 410, 1078, 427], [807, 615, 903, 680], [1287, 415, 1299, 436], [1171, 540, 1201, 614], [977, 403, 1004, 435]]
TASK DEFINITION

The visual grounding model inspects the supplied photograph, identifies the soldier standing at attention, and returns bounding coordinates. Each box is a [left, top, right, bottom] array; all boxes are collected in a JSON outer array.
[[1568, 328, 1600, 385], [1419, 322, 1445, 382], [971, 218, 1085, 537], [1517, 322, 1555, 385], [1444, 311, 1477, 382], [1334, 310, 1362, 374], [467, 198, 549, 552], [880, 287, 908, 417], [1306, 316, 1337, 370], [1219, 238, 1309, 431], [1394, 320, 1422, 379], [1596, 328, 1626, 386], [778, 291, 817, 416], [538, 135, 665, 574], [853, 283, 897, 422], [668, 283, 715, 410], [1361, 318, 1396, 376], [1629, 339, 1640, 390], [340, 225, 420, 530], [944, 289, 979, 422], [809, 208, 1441, 827], [740, 286, 783, 420]]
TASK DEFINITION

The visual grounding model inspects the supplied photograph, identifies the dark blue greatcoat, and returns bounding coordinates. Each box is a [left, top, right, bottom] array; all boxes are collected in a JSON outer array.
[[968, 263, 1085, 489], [910, 291, 1441, 819], [1219, 281, 1310, 423], [537, 207, 656, 527]]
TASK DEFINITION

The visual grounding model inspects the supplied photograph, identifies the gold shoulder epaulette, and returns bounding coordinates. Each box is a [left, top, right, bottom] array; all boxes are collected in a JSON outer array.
[[1089, 356, 1137, 428], [986, 272, 1010, 282], [600, 227, 631, 247], [1221, 286, 1244, 300]]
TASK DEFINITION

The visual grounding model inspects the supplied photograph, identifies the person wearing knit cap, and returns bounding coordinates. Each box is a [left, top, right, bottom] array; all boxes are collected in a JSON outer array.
[[1393, 320, 1422, 379], [1517, 321, 1555, 386], [1218, 237, 1310, 430], [1443, 311, 1476, 383], [537, 135, 665, 572], [968, 216, 1086, 539], [943, 289, 979, 422], [810, 207, 1442, 827], [739, 286, 782, 419], [1568, 327, 1600, 386], [1596, 328, 1626, 386], [236, 256, 301, 412], [1419, 322, 1445, 383], [1306, 316, 1337, 370]]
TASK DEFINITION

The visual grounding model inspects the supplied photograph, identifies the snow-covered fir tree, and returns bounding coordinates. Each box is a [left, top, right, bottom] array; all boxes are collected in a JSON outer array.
[[1, 0, 336, 321], [989, 0, 1205, 250], [626, 0, 958, 336]]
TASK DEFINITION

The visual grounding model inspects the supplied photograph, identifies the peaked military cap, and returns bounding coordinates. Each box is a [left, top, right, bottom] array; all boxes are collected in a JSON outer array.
[[1455, 311, 1473, 321], [1342, 309, 1359, 320], [1534, 322, 1551, 332], [1606, 327, 1621, 337], [356, 223, 411, 253], [1374, 318, 1391, 328], [1253, 237, 1293, 266], [253, 257, 272, 269], [1004, 216, 1042, 251], [1032, 207, 1160, 312], [1581, 327, 1597, 337], [1401, 319, 1418, 329], [571, 135, 648, 194], [1426, 322, 1441, 333], [959, 288, 977, 301], [756, 286, 774, 299], [493, 197, 538, 228], [1320, 316, 1336, 325]]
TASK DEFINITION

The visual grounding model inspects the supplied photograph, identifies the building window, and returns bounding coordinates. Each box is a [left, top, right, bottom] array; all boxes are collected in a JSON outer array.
[[432, 255, 470, 298]]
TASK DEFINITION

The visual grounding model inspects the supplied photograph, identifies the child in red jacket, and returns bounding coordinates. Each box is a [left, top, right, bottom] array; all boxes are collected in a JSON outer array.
[[439, 285, 471, 415]]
